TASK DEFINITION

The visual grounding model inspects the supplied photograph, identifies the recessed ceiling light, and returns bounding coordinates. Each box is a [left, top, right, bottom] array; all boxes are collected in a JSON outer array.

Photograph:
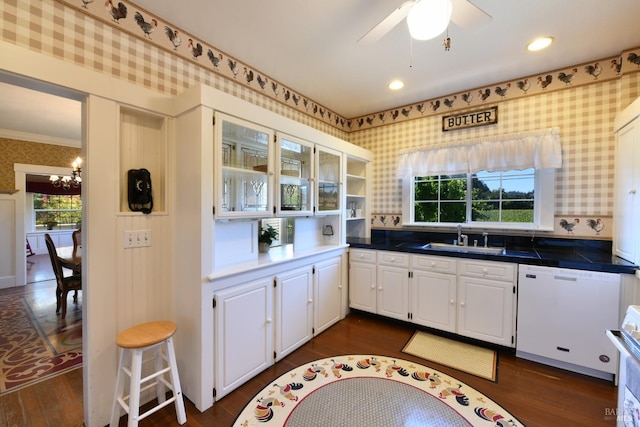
[[527, 36, 554, 52], [388, 80, 405, 90]]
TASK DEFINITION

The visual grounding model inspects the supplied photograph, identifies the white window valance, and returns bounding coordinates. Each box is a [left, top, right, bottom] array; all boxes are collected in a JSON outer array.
[[397, 127, 562, 179]]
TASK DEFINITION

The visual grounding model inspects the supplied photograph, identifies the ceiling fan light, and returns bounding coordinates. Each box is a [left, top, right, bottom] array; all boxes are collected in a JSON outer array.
[[407, 0, 452, 41]]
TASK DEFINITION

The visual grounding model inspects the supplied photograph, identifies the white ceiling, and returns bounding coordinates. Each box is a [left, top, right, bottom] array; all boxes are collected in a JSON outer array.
[[2, 0, 640, 145]]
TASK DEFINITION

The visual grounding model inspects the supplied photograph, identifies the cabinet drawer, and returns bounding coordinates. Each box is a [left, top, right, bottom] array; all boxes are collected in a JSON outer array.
[[411, 254, 457, 274], [377, 251, 409, 268], [457, 259, 516, 282], [349, 248, 376, 264]]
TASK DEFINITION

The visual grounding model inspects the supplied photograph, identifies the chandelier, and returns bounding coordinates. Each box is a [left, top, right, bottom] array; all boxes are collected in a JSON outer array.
[[50, 157, 82, 190]]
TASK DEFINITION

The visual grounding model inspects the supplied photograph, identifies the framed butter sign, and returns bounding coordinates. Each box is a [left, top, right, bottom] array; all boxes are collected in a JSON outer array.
[[443, 106, 498, 132]]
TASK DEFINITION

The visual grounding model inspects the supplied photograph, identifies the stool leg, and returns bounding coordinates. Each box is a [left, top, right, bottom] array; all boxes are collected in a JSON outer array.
[[166, 336, 187, 425], [110, 348, 127, 427], [128, 348, 143, 427], [154, 344, 166, 404]]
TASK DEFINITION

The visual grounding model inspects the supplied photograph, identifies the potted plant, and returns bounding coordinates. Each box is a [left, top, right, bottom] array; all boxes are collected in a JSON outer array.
[[258, 223, 278, 253], [46, 219, 58, 230]]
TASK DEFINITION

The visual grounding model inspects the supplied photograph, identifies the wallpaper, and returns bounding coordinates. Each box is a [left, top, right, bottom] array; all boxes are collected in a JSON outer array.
[[0, 138, 81, 189]]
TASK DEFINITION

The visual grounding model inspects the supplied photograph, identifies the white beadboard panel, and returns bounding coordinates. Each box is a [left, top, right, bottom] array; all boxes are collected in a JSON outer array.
[[115, 214, 173, 329], [119, 107, 168, 213], [0, 198, 16, 287]]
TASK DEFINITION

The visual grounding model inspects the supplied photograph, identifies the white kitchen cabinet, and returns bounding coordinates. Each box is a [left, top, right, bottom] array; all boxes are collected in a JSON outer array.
[[316, 146, 342, 215], [457, 259, 517, 347], [276, 133, 314, 216], [348, 250, 516, 347], [376, 251, 410, 321], [214, 113, 274, 219], [345, 156, 370, 239], [410, 255, 457, 333], [314, 256, 343, 335], [275, 266, 313, 361], [214, 277, 274, 400], [348, 248, 377, 313], [174, 84, 371, 411], [614, 98, 640, 265]]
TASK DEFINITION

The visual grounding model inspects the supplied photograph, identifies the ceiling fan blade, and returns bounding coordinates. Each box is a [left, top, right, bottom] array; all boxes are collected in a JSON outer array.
[[450, 0, 492, 31], [357, 1, 415, 45]]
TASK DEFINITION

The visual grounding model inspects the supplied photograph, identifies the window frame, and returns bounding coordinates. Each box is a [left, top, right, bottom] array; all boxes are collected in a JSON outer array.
[[402, 168, 555, 231], [33, 192, 83, 231]]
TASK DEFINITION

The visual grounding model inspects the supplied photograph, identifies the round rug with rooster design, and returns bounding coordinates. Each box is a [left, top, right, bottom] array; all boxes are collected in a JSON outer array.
[[233, 355, 524, 427]]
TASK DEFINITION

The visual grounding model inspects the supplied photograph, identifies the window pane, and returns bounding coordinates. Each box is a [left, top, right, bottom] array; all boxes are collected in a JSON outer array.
[[414, 202, 438, 222], [472, 201, 499, 222], [414, 177, 438, 200], [502, 200, 534, 222], [440, 176, 466, 200], [440, 202, 466, 222]]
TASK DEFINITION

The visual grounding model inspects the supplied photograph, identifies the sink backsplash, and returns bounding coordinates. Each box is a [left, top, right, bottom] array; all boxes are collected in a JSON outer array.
[[370, 214, 612, 240]]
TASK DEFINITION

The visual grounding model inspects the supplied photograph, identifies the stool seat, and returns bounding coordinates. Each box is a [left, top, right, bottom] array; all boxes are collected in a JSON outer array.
[[110, 320, 186, 427], [117, 321, 177, 348]]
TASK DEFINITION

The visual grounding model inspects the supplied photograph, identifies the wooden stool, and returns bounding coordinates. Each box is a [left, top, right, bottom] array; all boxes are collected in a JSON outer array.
[[109, 321, 186, 427]]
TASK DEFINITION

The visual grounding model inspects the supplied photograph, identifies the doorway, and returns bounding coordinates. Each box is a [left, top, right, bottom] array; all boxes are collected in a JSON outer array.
[[0, 75, 85, 398]]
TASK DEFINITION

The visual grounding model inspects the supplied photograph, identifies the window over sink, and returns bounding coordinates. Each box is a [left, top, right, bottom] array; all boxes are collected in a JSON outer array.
[[398, 128, 560, 231], [405, 168, 554, 230]]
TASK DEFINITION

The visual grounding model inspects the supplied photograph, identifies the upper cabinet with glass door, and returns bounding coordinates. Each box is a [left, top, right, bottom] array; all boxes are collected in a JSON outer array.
[[214, 113, 274, 218], [315, 146, 342, 215], [275, 133, 314, 216]]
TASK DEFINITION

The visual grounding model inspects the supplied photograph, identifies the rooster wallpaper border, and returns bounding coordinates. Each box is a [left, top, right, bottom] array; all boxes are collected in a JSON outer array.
[[59, 0, 640, 134]]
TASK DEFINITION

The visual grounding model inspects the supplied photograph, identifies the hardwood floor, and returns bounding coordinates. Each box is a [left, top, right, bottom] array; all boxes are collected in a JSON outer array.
[[1, 275, 618, 426]]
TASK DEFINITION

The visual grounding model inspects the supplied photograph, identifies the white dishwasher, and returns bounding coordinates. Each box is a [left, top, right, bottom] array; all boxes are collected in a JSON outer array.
[[517, 264, 621, 380]]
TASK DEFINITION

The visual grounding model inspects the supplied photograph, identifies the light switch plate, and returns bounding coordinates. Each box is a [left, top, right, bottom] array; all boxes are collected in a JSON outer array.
[[124, 230, 151, 248]]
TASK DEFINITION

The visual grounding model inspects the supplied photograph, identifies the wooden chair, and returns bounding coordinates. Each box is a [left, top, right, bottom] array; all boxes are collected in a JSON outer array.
[[44, 233, 82, 319], [26, 238, 35, 265], [72, 228, 82, 258]]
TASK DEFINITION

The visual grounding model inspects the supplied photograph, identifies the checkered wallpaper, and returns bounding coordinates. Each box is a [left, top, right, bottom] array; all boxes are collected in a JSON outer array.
[[0, 0, 348, 140], [2, 0, 640, 238], [350, 75, 639, 230]]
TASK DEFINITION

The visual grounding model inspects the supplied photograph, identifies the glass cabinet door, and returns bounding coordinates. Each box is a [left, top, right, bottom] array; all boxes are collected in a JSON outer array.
[[315, 146, 342, 215], [276, 133, 314, 216], [214, 113, 274, 218]]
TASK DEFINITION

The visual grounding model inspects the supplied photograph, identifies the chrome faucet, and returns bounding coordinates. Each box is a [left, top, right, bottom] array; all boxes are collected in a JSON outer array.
[[457, 224, 468, 246]]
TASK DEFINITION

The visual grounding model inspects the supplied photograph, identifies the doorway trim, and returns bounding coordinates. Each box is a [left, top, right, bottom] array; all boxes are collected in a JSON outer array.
[[14, 163, 72, 287]]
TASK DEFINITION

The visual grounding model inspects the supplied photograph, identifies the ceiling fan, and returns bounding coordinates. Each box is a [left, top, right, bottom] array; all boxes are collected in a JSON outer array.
[[358, 0, 492, 44]]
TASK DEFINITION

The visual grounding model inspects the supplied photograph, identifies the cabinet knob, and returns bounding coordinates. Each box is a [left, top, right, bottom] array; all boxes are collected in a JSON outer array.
[[450, 299, 454, 304], [431, 262, 436, 267], [266, 318, 272, 323], [482, 268, 488, 274], [630, 189, 637, 195], [378, 286, 383, 291], [460, 302, 465, 307], [308, 299, 313, 304], [370, 284, 375, 289], [390, 257, 395, 261]]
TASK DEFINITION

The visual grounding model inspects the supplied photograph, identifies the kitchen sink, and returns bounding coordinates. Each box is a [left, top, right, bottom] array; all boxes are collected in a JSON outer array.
[[422, 242, 506, 255]]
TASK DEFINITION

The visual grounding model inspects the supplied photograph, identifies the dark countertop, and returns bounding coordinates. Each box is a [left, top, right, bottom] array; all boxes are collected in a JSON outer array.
[[348, 231, 638, 275]]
